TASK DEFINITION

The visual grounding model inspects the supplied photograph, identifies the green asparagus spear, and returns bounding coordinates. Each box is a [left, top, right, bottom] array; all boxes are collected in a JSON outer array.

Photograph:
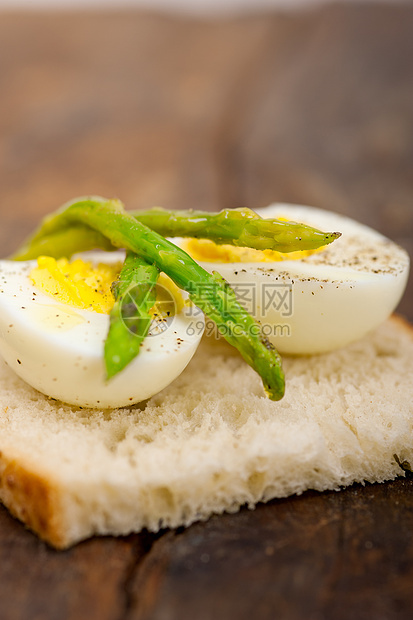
[[132, 207, 341, 252], [12, 225, 108, 261], [15, 196, 285, 400], [12, 224, 115, 260], [12, 203, 340, 261], [105, 252, 159, 379]]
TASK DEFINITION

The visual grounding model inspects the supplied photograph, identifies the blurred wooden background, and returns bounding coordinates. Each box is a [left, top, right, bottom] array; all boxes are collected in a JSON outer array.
[[0, 4, 412, 619]]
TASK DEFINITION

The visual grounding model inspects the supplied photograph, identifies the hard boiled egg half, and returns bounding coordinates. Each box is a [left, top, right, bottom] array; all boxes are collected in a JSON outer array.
[[0, 252, 204, 408], [175, 204, 409, 354]]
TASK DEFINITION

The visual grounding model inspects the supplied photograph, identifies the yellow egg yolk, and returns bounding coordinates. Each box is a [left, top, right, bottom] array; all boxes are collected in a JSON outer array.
[[153, 272, 184, 316], [181, 239, 323, 263], [30, 256, 120, 313], [30, 256, 184, 316]]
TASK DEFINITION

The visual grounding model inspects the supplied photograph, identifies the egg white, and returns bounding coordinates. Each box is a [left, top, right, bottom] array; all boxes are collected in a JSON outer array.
[[0, 252, 205, 408], [174, 204, 410, 354]]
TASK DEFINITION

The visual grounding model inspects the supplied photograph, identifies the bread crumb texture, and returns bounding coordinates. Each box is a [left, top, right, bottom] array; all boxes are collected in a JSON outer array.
[[0, 315, 412, 548]]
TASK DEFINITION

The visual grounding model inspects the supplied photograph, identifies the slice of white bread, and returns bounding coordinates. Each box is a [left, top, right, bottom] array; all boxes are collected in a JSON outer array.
[[0, 314, 412, 549]]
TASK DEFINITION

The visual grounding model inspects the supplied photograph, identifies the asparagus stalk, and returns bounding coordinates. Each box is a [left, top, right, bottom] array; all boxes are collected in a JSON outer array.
[[105, 252, 159, 379], [12, 224, 115, 260], [15, 196, 285, 400], [12, 203, 341, 261], [132, 207, 341, 252]]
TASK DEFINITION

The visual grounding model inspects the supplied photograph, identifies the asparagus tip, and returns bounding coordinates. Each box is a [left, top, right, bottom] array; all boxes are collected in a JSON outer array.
[[324, 231, 342, 245]]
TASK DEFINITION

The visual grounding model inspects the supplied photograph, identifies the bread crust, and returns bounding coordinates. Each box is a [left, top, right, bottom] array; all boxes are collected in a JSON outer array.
[[386, 313, 413, 337], [0, 451, 67, 548]]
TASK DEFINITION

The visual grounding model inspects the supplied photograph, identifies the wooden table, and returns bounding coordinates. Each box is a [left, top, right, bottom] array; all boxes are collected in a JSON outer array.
[[0, 4, 412, 618]]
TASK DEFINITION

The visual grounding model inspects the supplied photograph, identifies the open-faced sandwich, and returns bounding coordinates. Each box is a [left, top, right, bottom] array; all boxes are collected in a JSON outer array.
[[0, 197, 411, 548]]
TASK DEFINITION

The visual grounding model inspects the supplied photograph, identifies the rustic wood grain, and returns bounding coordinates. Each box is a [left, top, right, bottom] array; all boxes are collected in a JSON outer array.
[[0, 4, 412, 620], [128, 477, 413, 620], [0, 11, 275, 249], [0, 509, 150, 620]]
